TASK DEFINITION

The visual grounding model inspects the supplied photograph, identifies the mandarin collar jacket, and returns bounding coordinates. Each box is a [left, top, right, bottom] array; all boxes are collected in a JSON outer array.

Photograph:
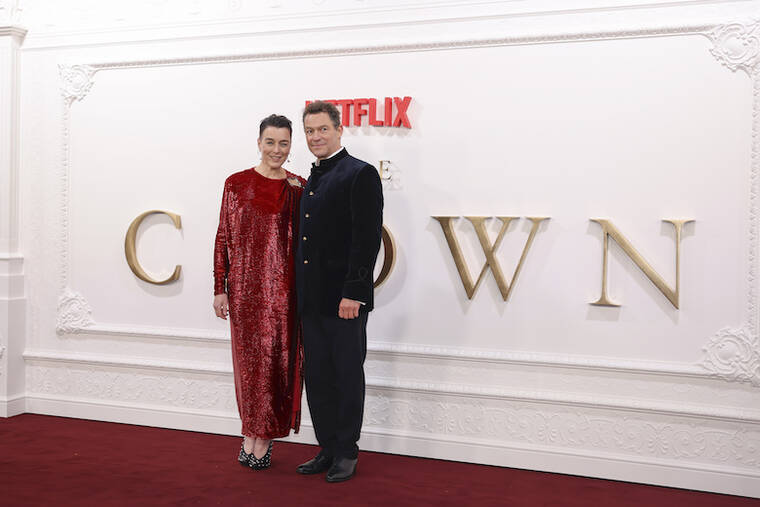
[[295, 149, 384, 316]]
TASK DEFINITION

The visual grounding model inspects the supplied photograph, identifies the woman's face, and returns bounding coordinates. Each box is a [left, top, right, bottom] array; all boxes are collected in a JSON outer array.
[[258, 126, 292, 169]]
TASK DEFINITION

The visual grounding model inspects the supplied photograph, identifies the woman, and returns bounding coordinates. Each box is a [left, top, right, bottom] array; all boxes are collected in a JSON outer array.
[[213, 114, 305, 470]]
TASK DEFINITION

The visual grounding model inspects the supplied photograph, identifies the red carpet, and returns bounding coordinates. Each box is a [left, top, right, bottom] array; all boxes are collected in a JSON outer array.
[[1, 414, 757, 506]]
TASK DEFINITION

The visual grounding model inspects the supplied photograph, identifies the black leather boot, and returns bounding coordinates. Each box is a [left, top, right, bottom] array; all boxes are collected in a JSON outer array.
[[326, 457, 357, 482]]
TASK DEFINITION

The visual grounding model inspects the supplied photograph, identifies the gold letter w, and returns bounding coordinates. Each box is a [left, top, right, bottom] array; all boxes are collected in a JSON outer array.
[[433, 217, 549, 301]]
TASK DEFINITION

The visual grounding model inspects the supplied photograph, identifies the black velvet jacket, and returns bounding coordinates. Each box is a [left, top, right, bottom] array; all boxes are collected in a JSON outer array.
[[295, 148, 384, 316]]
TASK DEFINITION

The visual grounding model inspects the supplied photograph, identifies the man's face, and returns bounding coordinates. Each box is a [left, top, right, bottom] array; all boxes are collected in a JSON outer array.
[[304, 112, 343, 159]]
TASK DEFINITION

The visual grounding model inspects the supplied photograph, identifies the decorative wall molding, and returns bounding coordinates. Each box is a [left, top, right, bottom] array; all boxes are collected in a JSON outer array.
[[709, 20, 760, 75], [76, 323, 230, 343], [0, 26, 26, 38], [17, 1, 736, 43], [23, 349, 760, 423], [58, 64, 94, 105], [701, 327, 760, 387], [362, 390, 760, 473], [25, 349, 231, 375], [368, 341, 707, 377], [25, 362, 237, 414], [55, 288, 93, 334], [695, 18, 760, 388], [58, 323, 743, 386], [54, 19, 760, 388], [71, 323, 711, 377], [56, 21, 716, 76]]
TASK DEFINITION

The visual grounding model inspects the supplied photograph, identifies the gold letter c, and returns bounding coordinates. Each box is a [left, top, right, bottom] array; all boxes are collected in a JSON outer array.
[[124, 210, 182, 285]]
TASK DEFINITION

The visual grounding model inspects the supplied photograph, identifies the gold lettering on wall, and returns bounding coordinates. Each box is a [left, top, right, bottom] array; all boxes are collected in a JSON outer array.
[[378, 160, 392, 181], [433, 216, 549, 300], [590, 219, 693, 309], [124, 210, 182, 285], [374, 225, 396, 288]]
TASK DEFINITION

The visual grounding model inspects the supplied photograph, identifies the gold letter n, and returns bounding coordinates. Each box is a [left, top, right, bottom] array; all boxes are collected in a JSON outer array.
[[590, 219, 693, 309], [433, 216, 548, 301]]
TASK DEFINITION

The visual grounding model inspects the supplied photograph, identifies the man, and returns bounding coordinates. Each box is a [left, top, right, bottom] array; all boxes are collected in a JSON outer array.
[[295, 101, 383, 482]]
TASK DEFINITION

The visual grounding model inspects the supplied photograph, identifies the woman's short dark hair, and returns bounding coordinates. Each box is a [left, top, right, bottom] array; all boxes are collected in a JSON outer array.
[[259, 114, 292, 138], [303, 101, 341, 129]]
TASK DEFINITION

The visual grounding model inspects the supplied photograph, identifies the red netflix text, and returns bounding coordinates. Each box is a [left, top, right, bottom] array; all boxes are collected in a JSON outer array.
[[305, 97, 412, 128]]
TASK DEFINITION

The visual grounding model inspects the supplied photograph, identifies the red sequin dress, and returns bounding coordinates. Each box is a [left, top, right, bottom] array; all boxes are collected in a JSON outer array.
[[214, 167, 305, 438]]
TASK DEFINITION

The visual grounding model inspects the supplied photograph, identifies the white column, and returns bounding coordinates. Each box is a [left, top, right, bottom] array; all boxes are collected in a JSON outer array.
[[0, 0, 26, 417]]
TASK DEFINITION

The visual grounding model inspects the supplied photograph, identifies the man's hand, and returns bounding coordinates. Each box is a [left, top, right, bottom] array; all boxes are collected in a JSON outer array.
[[213, 293, 229, 320], [338, 298, 361, 320]]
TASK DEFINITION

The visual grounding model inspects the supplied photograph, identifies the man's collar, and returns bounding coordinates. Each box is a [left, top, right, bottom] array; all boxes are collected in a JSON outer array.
[[311, 147, 348, 173], [315, 147, 345, 166]]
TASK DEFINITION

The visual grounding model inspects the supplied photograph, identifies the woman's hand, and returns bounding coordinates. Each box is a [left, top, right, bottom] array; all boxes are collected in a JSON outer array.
[[213, 293, 229, 320]]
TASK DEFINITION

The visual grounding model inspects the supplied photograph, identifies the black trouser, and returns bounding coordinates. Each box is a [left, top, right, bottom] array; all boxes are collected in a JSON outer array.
[[302, 310, 368, 460]]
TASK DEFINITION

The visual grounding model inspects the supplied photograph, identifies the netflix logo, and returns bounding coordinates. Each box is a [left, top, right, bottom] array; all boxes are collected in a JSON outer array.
[[305, 97, 412, 128]]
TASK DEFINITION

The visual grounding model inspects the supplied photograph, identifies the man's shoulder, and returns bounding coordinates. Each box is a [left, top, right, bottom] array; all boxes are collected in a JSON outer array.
[[338, 152, 374, 173]]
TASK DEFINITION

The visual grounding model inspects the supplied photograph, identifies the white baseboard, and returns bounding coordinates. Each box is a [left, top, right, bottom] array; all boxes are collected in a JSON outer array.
[[358, 427, 760, 498], [21, 394, 760, 498], [0, 395, 26, 417]]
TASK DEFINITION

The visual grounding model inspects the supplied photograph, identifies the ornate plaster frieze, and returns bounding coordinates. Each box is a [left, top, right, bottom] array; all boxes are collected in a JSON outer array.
[[709, 20, 760, 75], [26, 363, 237, 413], [702, 328, 760, 387], [23, 348, 760, 423], [58, 64, 95, 105], [56, 288, 94, 334], [363, 391, 760, 471]]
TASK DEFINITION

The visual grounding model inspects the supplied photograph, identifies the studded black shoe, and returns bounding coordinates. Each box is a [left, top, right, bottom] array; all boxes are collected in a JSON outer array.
[[238, 442, 252, 467], [248, 441, 273, 470]]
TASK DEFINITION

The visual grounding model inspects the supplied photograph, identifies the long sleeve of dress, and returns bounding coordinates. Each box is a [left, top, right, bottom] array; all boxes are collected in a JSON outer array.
[[213, 181, 230, 295]]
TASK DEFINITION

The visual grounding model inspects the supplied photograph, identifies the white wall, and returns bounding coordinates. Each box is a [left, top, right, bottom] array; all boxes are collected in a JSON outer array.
[[6, 0, 760, 497]]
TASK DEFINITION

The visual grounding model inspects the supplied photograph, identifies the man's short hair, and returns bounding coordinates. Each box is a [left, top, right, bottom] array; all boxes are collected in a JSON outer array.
[[303, 101, 341, 129], [259, 114, 292, 138]]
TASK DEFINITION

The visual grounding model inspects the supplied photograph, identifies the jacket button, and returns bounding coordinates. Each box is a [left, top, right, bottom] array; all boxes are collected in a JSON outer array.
[[303, 260, 309, 264], [305, 213, 310, 218], [302, 236, 307, 241], [309, 191, 314, 196]]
